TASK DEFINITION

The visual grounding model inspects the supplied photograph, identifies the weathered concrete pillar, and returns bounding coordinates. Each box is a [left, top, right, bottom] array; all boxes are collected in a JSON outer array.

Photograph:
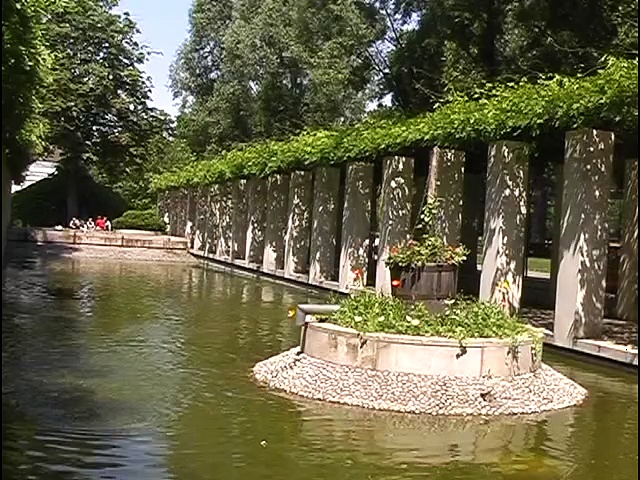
[[616, 159, 638, 322], [187, 188, 197, 244], [263, 174, 290, 272], [193, 187, 209, 253], [216, 183, 233, 259], [309, 167, 341, 284], [176, 189, 188, 239], [285, 171, 313, 278], [245, 178, 267, 265], [231, 180, 248, 260], [339, 163, 374, 290], [426, 147, 465, 245], [163, 191, 173, 236], [549, 163, 564, 303], [554, 129, 614, 343], [479, 141, 529, 310], [205, 185, 220, 256], [157, 191, 169, 235], [376, 156, 414, 295]]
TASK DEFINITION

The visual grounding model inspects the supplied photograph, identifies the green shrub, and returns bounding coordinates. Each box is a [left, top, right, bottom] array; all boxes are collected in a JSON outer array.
[[112, 209, 166, 232], [329, 291, 540, 344]]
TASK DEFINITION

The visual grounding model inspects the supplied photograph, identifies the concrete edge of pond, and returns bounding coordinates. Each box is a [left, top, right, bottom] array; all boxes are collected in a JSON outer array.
[[252, 347, 588, 416], [301, 321, 541, 378], [539, 328, 638, 369], [8, 227, 188, 250]]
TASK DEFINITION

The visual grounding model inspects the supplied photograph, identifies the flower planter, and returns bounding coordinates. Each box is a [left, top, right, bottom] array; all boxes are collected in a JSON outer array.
[[390, 264, 457, 300], [301, 321, 542, 377]]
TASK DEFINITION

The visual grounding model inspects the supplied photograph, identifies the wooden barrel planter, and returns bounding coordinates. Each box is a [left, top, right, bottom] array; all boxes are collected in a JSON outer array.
[[390, 264, 458, 301]]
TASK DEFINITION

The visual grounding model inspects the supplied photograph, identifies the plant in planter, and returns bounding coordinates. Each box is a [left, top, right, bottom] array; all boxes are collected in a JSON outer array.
[[386, 197, 469, 300], [330, 291, 543, 355]]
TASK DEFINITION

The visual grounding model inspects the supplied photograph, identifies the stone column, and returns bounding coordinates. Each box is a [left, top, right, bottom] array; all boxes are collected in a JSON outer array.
[[479, 141, 529, 310], [616, 159, 638, 322], [426, 147, 465, 245], [193, 187, 210, 253], [216, 183, 233, 259], [285, 171, 313, 278], [309, 167, 341, 284], [231, 180, 248, 260], [339, 163, 374, 290], [176, 189, 189, 239], [376, 156, 414, 295], [554, 129, 614, 343], [263, 174, 290, 272], [157, 191, 169, 235], [245, 178, 267, 265], [205, 185, 220, 257], [187, 188, 197, 247]]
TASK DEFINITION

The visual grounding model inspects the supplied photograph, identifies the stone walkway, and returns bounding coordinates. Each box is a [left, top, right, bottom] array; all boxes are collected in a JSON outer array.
[[521, 308, 638, 348]]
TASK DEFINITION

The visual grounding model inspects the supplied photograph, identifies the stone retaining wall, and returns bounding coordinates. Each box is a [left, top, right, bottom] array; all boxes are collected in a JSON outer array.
[[7, 228, 188, 250]]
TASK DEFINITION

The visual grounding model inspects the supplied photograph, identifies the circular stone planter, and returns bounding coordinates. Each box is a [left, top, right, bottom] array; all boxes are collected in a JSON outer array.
[[301, 321, 541, 378]]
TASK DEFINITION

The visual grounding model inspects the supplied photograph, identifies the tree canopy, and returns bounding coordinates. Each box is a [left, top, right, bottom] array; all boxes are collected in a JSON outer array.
[[170, 0, 383, 155], [170, 0, 638, 158], [152, 57, 638, 191], [2, 0, 50, 180]]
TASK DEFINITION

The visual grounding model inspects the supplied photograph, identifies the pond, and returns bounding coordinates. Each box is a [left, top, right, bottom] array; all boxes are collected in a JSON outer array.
[[2, 246, 638, 480]]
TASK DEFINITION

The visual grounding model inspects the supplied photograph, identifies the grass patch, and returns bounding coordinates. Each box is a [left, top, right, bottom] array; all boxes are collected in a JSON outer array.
[[329, 291, 539, 344], [527, 257, 551, 273]]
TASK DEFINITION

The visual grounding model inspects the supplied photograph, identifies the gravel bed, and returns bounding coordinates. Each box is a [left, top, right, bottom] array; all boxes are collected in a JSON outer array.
[[253, 348, 588, 415]]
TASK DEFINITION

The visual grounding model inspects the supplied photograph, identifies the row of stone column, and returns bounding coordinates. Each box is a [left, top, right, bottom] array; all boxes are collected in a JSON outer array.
[[158, 128, 637, 345], [477, 129, 637, 345]]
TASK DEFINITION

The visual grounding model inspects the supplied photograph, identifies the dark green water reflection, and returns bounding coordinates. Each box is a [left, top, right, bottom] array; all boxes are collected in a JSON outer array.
[[2, 247, 638, 480]]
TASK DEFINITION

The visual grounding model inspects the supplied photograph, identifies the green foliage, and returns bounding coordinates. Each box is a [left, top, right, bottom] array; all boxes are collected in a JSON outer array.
[[153, 57, 638, 191], [112, 209, 166, 232], [2, 0, 51, 179], [330, 291, 539, 343], [386, 238, 469, 268], [386, 0, 638, 112], [386, 196, 469, 268], [171, 0, 382, 154], [40, 0, 160, 198]]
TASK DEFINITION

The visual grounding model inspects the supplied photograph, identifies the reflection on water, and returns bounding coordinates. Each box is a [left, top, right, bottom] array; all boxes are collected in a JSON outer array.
[[2, 245, 638, 480]]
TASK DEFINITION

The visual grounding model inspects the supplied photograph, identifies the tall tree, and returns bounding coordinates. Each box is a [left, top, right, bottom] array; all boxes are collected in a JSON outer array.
[[171, 0, 383, 155], [386, 0, 638, 112], [40, 0, 158, 218], [2, 0, 50, 179]]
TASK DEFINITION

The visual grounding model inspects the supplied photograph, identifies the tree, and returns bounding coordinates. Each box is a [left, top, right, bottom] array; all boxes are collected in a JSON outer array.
[[40, 0, 158, 218], [2, 0, 50, 179], [385, 0, 638, 112], [171, 0, 383, 155]]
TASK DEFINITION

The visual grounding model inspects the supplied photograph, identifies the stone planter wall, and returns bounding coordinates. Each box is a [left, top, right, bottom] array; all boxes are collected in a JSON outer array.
[[301, 321, 541, 377]]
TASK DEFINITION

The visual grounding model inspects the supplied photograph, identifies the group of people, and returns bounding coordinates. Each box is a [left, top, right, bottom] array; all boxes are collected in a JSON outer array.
[[69, 216, 112, 232]]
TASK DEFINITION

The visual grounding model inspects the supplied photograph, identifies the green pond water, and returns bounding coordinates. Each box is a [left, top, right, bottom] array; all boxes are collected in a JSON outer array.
[[2, 247, 638, 480]]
